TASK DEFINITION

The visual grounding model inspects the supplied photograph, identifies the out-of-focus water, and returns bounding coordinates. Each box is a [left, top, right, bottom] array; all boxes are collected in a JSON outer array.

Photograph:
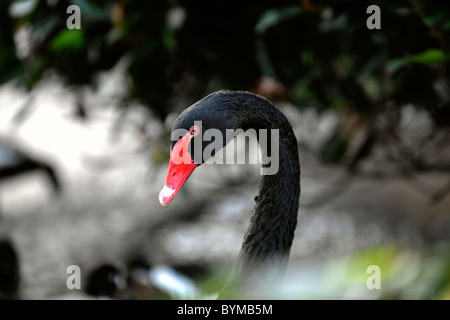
[[0, 78, 449, 299]]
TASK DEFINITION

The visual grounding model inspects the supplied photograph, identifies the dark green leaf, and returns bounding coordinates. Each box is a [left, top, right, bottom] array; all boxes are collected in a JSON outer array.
[[255, 6, 301, 35], [50, 29, 85, 51], [388, 49, 450, 72]]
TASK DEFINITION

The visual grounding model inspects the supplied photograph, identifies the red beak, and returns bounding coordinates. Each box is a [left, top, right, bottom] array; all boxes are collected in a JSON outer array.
[[159, 133, 198, 206]]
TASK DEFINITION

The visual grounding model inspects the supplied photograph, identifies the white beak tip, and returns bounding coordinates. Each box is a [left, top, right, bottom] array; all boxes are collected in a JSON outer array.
[[159, 185, 175, 207], [159, 194, 168, 207]]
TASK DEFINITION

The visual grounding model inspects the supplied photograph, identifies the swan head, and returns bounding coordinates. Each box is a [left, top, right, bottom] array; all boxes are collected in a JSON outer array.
[[158, 91, 245, 206], [158, 90, 279, 206]]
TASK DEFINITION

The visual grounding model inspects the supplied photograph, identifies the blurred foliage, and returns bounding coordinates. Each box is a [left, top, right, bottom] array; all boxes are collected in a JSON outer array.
[[193, 243, 450, 300], [328, 244, 450, 300], [1, 0, 449, 170], [1, 0, 448, 113]]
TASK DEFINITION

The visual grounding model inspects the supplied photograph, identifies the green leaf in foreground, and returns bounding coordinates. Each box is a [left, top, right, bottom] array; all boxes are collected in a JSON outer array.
[[388, 49, 450, 72], [50, 29, 85, 51]]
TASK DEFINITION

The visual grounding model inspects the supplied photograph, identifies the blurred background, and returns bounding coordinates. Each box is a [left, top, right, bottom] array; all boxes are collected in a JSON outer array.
[[0, 0, 450, 300]]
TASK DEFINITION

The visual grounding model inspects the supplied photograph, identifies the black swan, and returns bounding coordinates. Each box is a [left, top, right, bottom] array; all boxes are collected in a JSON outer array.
[[159, 90, 300, 298]]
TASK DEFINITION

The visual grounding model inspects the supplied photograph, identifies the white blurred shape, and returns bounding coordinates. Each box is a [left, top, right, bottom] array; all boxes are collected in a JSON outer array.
[[148, 265, 198, 300]]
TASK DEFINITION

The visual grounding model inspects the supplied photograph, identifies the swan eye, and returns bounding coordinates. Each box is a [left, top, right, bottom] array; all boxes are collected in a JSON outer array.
[[189, 126, 199, 136]]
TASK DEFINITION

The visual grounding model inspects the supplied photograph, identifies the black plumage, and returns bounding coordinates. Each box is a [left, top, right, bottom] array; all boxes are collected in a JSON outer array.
[[168, 91, 301, 297]]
